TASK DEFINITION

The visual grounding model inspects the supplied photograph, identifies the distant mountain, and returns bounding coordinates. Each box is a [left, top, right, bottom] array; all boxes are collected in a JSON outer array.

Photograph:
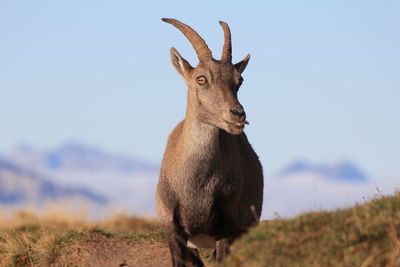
[[2, 143, 160, 217], [278, 160, 368, 182], [0, 157, 107, 206], [9, 142, 158, 173], [4, 143, 384, 220], [259, 159, 382, 218]]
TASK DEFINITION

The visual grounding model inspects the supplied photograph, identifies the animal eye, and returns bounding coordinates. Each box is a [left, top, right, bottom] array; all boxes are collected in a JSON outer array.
[[238, 77, 243, 87], [196, 75, 207, 85], [234, 77, 243, 92]]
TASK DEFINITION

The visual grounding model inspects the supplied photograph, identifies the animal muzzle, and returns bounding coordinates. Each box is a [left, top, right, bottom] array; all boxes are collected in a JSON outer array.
[[223, 105, 249, 129], [230, 108, 246, 119]]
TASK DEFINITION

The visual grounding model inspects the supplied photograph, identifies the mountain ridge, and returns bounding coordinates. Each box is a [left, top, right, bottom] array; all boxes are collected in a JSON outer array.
[[278, 159, 368, 182], [9, 142, 159, 173], [0, 157, 107, 206]]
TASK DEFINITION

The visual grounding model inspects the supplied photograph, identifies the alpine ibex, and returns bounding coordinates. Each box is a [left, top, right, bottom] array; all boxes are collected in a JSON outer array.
[[156, 18, 263, 267]]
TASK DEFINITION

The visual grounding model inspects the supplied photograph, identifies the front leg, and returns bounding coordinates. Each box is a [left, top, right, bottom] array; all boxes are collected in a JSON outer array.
[[214, 200, 241, 262], [164, 223, 204, 267]]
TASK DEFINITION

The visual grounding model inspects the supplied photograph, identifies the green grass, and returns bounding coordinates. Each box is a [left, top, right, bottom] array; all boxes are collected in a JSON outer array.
[[222, 192, 400, 267], [122, 229, 165, 242]]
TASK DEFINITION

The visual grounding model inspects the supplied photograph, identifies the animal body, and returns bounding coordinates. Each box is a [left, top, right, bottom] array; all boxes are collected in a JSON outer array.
[[156, 18, 263, 267]]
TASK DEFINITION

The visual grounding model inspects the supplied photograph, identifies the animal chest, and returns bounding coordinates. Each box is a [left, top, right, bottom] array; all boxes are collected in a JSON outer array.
[[177, 164, 242, 234]]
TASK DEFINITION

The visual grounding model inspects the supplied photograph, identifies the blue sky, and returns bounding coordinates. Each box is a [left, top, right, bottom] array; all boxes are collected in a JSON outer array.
[[0, 1, 399, 178]]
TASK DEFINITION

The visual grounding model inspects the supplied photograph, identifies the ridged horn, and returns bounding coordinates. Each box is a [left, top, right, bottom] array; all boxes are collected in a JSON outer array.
[[219, 21, 232, 62], [162, 18, 212, 61]]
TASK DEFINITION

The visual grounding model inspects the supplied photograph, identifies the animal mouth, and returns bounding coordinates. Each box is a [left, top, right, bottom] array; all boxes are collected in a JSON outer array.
[[224, 120, 249, 128]]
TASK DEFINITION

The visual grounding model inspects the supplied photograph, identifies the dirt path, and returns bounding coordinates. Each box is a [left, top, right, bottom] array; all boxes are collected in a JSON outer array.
[[54, 234, 170, 267]]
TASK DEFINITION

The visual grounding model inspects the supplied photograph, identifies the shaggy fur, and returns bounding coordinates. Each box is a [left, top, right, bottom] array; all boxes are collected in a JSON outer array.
[[156, 18, 263, 267]]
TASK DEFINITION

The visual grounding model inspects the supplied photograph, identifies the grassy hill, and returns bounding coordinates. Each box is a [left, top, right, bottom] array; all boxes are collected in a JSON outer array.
[[0, 192, 399, 266], [223, 191, 400, 267]]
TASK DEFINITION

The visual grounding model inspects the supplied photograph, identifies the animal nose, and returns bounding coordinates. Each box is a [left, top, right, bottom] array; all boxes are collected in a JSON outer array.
[[230, 109, 246, 118]]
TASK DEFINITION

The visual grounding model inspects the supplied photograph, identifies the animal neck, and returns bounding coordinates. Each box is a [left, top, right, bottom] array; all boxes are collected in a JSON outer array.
[[181, 117, 220, 159], [181, 90, 220, 160]]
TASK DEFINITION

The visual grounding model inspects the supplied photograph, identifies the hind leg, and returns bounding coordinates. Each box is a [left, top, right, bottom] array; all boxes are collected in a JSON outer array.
[[215, 237, 234, 262]]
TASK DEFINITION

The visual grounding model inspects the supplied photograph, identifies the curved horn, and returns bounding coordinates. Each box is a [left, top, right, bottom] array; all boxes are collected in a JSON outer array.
[[162, 18, 212, 61], [219, 21, 232, 62]]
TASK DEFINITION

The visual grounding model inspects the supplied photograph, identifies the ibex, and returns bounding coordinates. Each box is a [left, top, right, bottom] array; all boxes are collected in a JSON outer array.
[[156, 18, 263, 267]]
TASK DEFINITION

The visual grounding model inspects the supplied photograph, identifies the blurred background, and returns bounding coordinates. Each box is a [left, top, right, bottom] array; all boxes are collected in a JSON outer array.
[[0, 1, 399, 219]]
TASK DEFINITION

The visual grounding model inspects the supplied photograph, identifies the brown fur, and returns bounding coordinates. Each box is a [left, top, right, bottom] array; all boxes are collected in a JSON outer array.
[[156, 18, 263, 267]]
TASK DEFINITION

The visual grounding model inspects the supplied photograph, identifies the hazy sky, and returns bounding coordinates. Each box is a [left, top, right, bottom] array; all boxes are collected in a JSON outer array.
[[1, 1, 399, 178]]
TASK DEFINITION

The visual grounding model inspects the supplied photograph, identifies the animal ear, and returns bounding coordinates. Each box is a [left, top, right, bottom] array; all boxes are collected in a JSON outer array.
[[169, 47, 193, 76], [234, 54, 251, 74]]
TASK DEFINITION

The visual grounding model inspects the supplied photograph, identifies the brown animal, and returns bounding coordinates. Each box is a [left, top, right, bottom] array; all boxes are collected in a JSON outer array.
[[156, 18, 263, 267]]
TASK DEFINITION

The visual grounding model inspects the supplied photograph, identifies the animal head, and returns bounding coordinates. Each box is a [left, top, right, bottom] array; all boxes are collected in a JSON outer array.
[[162, 18, 250, 135]]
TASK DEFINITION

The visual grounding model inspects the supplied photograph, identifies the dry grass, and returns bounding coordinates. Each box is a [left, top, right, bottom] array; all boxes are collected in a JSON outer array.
[[222, 191, 400, 267], [1, 192, 399, 266], [0, 211, 163, 266]]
